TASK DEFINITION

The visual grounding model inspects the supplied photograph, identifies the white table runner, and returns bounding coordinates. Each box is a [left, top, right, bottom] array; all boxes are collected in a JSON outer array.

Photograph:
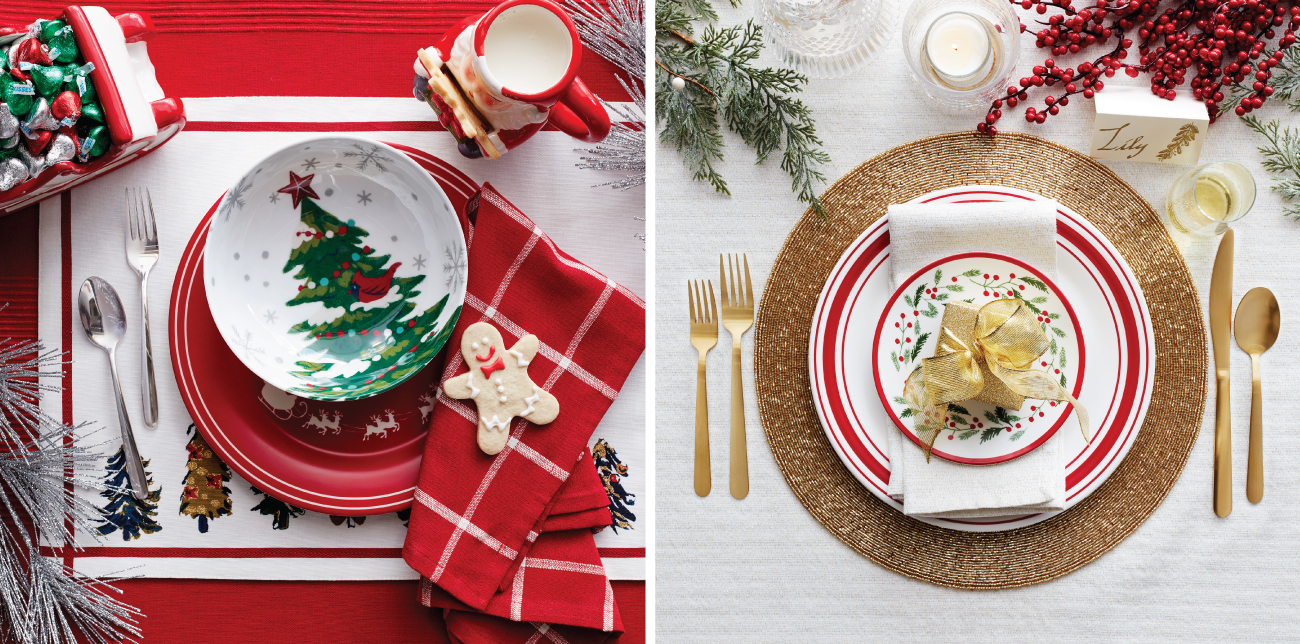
[[37, 96, 646, 581]]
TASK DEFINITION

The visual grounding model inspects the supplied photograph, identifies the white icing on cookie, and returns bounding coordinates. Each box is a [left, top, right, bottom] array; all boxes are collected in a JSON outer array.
[[494, 378, 502, 385], [508, 349, 530, 367], [481, 336, 491, 346], [471, 342, 480, 350], [521, 386, 541, 417], [482, 415, 510, 432], [465, 372, 481, 399], [499, 395, 507, 402], [496, 385, 505, 393]]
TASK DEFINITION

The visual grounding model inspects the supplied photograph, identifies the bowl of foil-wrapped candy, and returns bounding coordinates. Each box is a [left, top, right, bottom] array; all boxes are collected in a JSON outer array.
[[0, 6, 186, 216]]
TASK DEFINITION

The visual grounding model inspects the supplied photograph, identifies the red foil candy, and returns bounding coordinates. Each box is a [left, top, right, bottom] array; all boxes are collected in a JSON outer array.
[[50, 91, 81, 122], [14, 37, 53, 68], [27, 130, 52, 155]]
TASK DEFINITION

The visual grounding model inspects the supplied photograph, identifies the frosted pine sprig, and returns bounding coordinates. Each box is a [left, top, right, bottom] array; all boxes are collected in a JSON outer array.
[[1244, 115, 1300, 220]]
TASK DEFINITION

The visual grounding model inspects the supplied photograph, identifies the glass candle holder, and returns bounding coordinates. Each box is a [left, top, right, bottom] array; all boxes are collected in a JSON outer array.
[[901, 0, 1020, 108], [1166, 161, 1257, 237], [756, 0, 900, 79]]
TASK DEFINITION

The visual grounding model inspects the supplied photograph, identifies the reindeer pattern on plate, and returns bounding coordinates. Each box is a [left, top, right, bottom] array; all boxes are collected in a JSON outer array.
[[258, 381, 441, 440], [304, 409, 343, 435]]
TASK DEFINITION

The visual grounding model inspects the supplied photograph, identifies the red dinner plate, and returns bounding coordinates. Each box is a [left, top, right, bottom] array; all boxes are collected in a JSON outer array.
[[170, 144, 477, 515]]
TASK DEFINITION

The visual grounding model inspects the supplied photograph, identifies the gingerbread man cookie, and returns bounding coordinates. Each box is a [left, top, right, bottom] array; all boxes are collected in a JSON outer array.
[[443, 322, 560, 455]]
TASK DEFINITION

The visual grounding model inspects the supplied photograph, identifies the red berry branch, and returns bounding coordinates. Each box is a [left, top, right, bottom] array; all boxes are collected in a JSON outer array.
[[978, 0, 1300, 135]]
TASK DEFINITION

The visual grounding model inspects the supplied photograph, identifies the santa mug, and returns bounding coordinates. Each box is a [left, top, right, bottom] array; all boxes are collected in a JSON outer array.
[[414, 0, 610, 159]]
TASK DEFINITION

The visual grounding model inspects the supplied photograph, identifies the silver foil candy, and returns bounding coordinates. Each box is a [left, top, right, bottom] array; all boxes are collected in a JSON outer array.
[[18, 142, 45, 176], [23, 98, 58, 133], [0, 134, 16, 149], [44, 133, 74, 165], [0, 104, 17, 139], [0, 157, 28, 191]]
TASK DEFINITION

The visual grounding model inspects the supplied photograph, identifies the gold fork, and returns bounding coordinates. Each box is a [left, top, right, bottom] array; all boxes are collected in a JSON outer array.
[[720, 254, 754, 500], [689, 279, 717, 497]]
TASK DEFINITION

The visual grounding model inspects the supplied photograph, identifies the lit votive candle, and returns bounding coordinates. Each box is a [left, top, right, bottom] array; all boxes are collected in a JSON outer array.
[[923, 11, 995, 88]]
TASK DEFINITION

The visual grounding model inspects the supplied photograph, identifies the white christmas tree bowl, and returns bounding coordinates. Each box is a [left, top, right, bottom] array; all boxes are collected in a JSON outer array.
[[204, 135, 467, 401]]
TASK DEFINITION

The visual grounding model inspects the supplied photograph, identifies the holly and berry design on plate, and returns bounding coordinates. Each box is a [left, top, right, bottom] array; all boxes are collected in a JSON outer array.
[[278, 172, 460, 400], [887, 265, 1075, 446]]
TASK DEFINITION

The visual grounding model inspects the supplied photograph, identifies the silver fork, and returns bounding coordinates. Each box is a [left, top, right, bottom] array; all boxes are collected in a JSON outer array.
[[125, 188, 159, 429]]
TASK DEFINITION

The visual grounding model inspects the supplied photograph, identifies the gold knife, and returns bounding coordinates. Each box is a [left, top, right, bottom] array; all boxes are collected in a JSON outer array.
[[1209, 229, 1234, 517]]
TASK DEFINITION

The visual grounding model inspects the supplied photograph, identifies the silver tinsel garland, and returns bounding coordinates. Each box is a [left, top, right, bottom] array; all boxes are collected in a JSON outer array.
[[565, 0, 646, 190], [0, 334, 141, 644]]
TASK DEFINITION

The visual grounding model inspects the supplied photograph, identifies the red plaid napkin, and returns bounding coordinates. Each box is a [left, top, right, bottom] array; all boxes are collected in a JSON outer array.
[[403, 184, 644, 638]]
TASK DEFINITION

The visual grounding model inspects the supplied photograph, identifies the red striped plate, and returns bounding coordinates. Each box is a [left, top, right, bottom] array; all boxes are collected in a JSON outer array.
[[808, 186, 1154, 532]]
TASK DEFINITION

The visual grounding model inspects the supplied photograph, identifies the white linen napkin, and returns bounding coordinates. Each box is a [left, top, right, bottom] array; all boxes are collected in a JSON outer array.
[[885, 200, 1065, 518]]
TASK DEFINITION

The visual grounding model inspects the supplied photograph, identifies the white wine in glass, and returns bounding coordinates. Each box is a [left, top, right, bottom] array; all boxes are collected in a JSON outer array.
[[1167, 161, 1256, 236]]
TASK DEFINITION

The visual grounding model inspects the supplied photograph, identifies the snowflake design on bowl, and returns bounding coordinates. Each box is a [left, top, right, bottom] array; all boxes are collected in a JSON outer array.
[[442, 245, 466, 289], [228, 325, 265, 365], [887, 265, 1074, 446], [218, 175, 253, 221], [343, 144, 394, 173]]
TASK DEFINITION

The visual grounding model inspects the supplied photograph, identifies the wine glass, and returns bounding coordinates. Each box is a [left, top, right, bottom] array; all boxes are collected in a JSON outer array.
[[1167, 161, 1257, 236]]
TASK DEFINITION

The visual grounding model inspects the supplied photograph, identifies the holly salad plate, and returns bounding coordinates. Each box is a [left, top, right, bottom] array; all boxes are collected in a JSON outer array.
[[204, 135, 465, 401], [873, 253, 1083, 465], [808, 186, 1155, 532], [172, 145, 478, 515]]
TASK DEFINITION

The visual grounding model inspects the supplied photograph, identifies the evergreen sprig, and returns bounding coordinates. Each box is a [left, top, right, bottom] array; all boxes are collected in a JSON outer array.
[[655, 0, 829, 218], [1243, 115, 1300, 220]]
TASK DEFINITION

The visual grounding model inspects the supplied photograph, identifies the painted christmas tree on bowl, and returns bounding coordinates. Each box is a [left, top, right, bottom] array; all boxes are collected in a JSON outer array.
[[282, 179, 454, 399], [204, 136, 466, 401]]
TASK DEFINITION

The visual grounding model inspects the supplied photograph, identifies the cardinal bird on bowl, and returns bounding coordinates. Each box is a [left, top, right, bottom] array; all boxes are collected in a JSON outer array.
[[349, 263, 401, 303]]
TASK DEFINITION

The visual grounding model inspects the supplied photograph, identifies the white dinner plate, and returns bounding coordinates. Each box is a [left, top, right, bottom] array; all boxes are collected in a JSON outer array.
[[809, 185, 1155, 532]]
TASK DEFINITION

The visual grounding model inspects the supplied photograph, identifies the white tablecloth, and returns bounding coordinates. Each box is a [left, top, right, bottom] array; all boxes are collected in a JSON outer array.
[[655, 2, 1300, 639]]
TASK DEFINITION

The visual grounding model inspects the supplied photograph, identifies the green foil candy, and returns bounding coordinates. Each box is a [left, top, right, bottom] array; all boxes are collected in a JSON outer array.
[[64, 72, 95, 102], [48, 36, 77, 64], [38, 20, 67, 42], [1, 82, 34, 117], [86, 125, 108, 157], [0, 49, 7, 73], [31, 65, 65, 97], [80, 101, 103, 124]]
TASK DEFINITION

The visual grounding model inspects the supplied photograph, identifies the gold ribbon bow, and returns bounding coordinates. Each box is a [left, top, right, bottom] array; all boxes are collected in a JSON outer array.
[[902, 299, 1090, 461]]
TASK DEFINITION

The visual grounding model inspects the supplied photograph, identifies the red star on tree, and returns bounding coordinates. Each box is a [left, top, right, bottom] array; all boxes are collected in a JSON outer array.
[[277, 171, 320, 208]]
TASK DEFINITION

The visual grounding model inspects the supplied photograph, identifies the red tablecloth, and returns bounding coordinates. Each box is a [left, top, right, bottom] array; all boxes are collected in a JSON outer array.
[[0, 1, 644, 641], [0, 153, 646, 644]]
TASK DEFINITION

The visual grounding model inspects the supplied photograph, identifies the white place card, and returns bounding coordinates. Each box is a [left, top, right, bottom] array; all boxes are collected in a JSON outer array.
[[1090, 85, 1210, 165]]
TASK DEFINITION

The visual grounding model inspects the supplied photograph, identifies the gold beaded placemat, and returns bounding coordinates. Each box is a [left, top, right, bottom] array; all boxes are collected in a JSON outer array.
[[755, 131, 1207, 589]]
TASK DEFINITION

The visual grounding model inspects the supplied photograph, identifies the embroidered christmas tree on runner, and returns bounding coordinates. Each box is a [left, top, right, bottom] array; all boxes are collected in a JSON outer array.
[[179, 424, 232, 533], [96, 446, 162, 541], [280, 175, 457, 399]]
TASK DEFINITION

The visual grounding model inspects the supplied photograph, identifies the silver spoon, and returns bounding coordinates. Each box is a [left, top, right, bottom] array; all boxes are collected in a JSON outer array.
[[78, 277, 148, 500]]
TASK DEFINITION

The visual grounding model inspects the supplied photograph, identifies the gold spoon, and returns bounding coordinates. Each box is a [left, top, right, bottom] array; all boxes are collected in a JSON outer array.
[[1234, 287, 1280, 504]]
